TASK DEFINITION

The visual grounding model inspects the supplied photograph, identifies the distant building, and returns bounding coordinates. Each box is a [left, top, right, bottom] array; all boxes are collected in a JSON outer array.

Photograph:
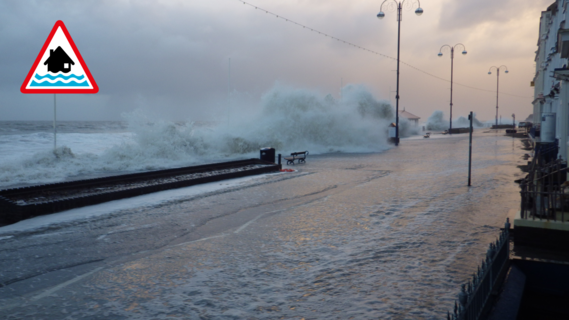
[[44, 46, 74, 73], [398, 109, 420, 125]]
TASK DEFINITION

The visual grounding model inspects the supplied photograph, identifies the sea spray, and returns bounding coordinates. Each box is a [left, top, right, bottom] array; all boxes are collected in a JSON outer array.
[[0, 84, 419, 187], [425, 110, 484, 131], [426, 111, 447, 131], [339, 85, 417, 137], [454, 113, 484, 128]]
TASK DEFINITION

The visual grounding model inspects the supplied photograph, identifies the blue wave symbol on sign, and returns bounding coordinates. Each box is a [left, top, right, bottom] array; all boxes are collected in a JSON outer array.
[[30, 73, 88, 87], [34, 73, 85, 81], [30, 80, 90, 87]]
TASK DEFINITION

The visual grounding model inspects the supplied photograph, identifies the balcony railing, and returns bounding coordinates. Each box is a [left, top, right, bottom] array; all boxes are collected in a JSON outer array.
[[520, 143, 568, 222]]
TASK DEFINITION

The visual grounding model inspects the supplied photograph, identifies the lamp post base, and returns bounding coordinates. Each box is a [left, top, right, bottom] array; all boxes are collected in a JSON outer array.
[[389, 137, 400, 145]]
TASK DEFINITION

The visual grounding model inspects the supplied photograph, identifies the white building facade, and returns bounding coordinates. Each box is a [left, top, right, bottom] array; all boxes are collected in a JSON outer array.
[[534, 1, 569, 161]]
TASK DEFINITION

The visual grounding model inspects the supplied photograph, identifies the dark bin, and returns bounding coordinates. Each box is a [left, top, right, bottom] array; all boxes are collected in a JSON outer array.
[[260, 147, 275, 163]]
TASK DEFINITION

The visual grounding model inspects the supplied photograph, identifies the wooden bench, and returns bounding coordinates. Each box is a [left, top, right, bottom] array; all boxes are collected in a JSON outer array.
[[284, 151, 308, 165]]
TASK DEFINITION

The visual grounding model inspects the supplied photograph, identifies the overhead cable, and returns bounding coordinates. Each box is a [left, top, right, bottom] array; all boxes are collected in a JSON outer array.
[[239, 0, 532, 100]]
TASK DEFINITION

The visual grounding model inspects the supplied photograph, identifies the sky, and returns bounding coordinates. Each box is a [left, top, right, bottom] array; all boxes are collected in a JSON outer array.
[[0, 0, 555, 122]]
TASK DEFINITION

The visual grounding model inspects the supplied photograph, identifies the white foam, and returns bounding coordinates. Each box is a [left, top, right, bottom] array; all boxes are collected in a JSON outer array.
[[0, 175, 265, 236], [0, 84, 420, 188], [425, 110, 485, 131]]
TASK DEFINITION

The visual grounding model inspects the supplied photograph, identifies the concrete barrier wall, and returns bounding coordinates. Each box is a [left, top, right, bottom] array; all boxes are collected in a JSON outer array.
[[0, 159, 279, 224]]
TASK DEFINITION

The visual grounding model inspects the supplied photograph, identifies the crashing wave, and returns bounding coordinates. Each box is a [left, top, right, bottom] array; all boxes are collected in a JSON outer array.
[[0, 83, 421, 187]]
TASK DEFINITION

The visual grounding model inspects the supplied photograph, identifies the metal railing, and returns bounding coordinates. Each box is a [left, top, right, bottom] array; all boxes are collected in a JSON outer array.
[[447, 219, 510, 320], [519, 143, 568, 221]]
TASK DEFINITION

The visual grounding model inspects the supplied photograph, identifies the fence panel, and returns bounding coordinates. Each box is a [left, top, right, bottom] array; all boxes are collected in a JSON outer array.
[[447, 219, 510, 320]]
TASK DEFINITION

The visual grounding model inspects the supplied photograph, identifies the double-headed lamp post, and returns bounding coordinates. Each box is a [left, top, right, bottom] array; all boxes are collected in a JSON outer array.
[[377, 0, 423, 146], [488, 65, 509, 127], [438, 44, 467, 135]]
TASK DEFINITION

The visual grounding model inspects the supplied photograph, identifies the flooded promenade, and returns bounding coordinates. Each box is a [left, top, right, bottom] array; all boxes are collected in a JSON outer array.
[[0, 130, 526, 319]]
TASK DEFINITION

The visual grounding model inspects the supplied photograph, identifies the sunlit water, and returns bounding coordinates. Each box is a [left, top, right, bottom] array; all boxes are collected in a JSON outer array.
[[0, 124, 525, 319]]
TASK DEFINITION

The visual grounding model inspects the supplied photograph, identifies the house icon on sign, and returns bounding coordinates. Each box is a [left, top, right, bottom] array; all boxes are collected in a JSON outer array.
[[44, 46, 74, 73]]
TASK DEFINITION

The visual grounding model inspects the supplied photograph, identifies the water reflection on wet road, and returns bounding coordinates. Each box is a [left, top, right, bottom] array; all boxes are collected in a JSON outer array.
[[0, 131, 526, 319]]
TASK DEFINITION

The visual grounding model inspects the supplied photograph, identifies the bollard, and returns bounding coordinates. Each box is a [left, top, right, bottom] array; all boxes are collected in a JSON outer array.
[[278, 154, 282, 170]]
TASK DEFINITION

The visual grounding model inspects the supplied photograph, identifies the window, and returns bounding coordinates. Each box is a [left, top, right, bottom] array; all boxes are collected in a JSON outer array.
[[64, 63, 69, 69], [557, 21, 566, 54], [559, 28, 569, 58]]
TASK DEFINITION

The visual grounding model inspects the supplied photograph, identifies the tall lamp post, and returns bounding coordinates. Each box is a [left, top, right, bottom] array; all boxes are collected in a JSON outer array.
[[377, 0, 423, 146], [438, 44, 467, 135], [488, 65, 509, 127]]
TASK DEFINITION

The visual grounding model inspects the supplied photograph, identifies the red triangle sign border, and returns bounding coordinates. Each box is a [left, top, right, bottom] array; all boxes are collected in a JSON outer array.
[[20, 20, 99, 94]]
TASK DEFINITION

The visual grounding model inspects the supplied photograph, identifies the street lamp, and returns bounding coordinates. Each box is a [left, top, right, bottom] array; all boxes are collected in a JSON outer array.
[[438, 44, 467, 135], [377, 0, 423, 146], [488, 65, 509, 128]]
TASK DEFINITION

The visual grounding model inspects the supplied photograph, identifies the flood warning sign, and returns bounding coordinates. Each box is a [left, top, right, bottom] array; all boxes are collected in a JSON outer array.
[[21, 20, 98, 94]]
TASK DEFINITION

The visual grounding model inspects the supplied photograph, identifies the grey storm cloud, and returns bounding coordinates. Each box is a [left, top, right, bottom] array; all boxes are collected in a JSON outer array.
[[0, 0, 545, 121], [1, 0, 388, 120], [438, 0, 552, 30], [0, 0, 281, 119]]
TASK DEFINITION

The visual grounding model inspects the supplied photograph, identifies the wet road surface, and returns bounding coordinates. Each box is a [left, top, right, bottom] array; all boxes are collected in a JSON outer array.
[[0, 130, 527, 319]]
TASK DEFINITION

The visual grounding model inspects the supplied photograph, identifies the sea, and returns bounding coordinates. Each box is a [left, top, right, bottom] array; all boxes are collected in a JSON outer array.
[[0, 84, 420, 189], [0, 85, 526, 319]]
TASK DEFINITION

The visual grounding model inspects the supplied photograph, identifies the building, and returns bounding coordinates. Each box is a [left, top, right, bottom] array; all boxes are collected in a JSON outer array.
[[443, 4, 569, 318], [398, 108, 420, 125], [43, 46, 74, 73], [526, 0, 569, 248], [508, 2, 569, 316], [531, 1, 569, 159]]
